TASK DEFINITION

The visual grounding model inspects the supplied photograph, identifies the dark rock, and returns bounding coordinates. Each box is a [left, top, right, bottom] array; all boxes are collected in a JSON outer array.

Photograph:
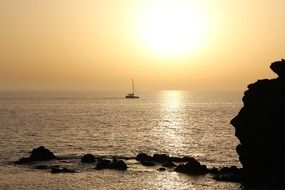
[[95, 159, 112, 170], [185, 156, 201, 166], [51, 166, 75, 174], [112, 159, 128, 171], [174, 158, 208, 175], [33, 165, 49, 170], [231, 60, 285, 183], [81, 154, 96, 163], [158, 167, 166, 171], [15, 146, 56, 164], [30, 146, 56, 161], [219, 166, 240, 174], [212, 167, 244, 182], [135, 153, 152, 162], [152, 154, 171, 163], [270, 59, 285, 77], [136, 153, 198, 165], [141, 161, 156, 166], [171, 156, 196, 162], [213, 173, 243, 182], [136, 153, 156, 166], [162, 161, 176, 168], [15, 157, 31, 164], [95, 158, 127, 171]]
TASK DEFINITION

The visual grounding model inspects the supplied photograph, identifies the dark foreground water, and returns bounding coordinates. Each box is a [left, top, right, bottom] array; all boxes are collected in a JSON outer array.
[[0, 90, 243, 189]]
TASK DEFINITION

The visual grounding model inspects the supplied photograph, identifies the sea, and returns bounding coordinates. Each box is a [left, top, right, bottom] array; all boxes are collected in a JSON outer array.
[[0, 90, 244, 190]]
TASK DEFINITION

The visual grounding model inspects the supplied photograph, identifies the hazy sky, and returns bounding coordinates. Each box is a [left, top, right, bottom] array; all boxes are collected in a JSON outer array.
[[0, 0, 284, 91]]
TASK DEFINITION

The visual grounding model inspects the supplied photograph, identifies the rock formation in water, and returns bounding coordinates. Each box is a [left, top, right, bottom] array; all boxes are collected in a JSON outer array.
[[15, 146, 56, 164], [135, 153, 208, 175], [95, 158, 128, 171], [231, 59, 285, 183], [174, 159, 208, 175], [81, 154, 96, 163]]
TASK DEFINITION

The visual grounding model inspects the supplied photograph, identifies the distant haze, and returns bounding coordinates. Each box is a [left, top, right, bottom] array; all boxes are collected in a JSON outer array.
[[0, 0, 283, 91]]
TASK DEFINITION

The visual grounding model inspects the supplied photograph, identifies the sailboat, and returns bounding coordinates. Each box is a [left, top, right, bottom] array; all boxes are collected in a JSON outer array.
[[125, 79, 139, 99]]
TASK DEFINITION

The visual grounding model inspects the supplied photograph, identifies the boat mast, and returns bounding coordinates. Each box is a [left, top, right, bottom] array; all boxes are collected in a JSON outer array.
[[132, 79, 135, 94]]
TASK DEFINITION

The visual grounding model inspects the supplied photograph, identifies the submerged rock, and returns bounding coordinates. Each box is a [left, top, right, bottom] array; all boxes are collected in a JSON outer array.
[[33, 165, 50, 170], [81, 154, 96, 163], [162, 161, 176, 168], [95, 158, 127, 171], [219, 166, 240, 174], [112, 159, 128, 171], [174, 158, 208, 175], [152, 154, 171, 163], [95, 158, 112, 169], [212, 166, 242, 182], [158, 167, 166, 171], [135, 153, 152, 162], [135, 153, 197, 165], [231, 59, 285, 183], [213, 172, 243, 182], [140, 161, 156, 166], [15, 146, 56, 164], [51, 166, 75, 174]]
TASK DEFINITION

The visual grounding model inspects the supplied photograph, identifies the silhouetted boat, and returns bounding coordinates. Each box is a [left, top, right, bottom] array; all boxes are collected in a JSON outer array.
[[125, 79, 139, 99]]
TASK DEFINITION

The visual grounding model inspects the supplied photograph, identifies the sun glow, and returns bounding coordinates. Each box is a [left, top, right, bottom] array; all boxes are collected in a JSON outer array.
[[138, 1, 209, 57]]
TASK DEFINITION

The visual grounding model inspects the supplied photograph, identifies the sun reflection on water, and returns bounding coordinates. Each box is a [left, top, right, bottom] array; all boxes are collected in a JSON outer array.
[[164, 91, 182, 110], [152, 172, 196, 190], [159, 91, 186, 154]]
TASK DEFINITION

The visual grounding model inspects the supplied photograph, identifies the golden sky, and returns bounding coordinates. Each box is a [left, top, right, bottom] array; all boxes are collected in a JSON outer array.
[[0, 0, 284, 91]]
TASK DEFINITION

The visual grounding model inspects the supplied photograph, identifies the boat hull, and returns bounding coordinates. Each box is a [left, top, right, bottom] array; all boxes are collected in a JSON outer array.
[[125, 95, 139, 99]]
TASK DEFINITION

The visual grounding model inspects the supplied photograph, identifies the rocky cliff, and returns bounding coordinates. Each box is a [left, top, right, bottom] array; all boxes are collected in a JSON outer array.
[[231, 59, 285, 183]]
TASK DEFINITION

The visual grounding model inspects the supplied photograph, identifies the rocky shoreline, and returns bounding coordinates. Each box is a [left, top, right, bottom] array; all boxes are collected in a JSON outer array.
[[14, 146, 241, 183]]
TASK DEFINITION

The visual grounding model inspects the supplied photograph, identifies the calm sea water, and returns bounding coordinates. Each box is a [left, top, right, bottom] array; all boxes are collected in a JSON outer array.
[[0, 90, 243, 190]]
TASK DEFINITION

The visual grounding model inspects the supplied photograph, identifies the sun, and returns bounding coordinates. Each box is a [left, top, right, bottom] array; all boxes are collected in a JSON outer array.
[[138, 1, 208, 57]]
